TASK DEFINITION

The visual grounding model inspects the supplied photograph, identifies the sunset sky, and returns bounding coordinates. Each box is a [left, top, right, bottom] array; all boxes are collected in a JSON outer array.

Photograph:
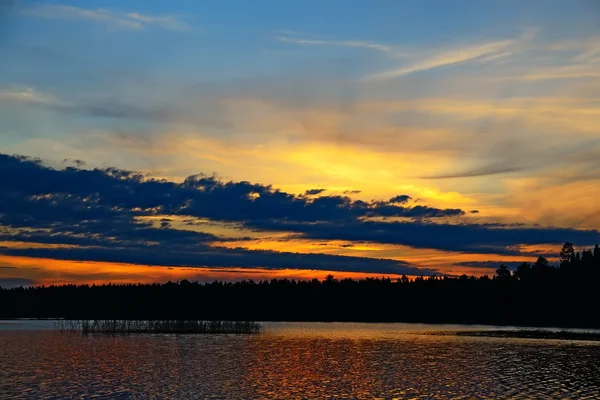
[[1, 0, 600, 286]]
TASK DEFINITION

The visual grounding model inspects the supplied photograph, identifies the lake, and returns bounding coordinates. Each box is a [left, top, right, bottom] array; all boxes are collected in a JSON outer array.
[[1, 321, 600, 399]]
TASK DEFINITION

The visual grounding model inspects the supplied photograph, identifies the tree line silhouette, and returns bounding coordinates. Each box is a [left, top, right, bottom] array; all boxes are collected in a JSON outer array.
[[2, 242, 600, 328]]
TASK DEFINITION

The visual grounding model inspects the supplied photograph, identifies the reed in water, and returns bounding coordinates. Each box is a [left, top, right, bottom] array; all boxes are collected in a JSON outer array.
[[55, 320, 262, 334]]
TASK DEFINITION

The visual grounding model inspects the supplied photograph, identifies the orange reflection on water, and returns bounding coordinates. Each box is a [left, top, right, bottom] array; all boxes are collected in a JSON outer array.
[[240, 324, 486, 399]]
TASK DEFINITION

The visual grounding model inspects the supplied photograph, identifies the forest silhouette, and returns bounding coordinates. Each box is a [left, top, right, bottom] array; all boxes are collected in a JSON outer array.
[[2, 242, 600, 328]]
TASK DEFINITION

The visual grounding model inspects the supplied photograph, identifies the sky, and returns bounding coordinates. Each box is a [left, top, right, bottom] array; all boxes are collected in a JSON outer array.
[[1, 0, 600, 286]]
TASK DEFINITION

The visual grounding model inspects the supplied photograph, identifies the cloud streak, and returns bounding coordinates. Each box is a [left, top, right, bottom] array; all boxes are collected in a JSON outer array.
[[23, 4, 190, 31], [421, 165, 526, 179], [0, 87, 171, 120], [0, 278, 36, 288], [246, 219, 600, 257], [364, 38, 515, 81], [277, 36, 398, 54], [0, 88, 61, 105]]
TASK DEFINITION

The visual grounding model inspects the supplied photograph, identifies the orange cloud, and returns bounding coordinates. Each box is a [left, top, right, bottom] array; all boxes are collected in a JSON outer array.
[[0, 255, 416, 286], [211, 237, 545, 276]]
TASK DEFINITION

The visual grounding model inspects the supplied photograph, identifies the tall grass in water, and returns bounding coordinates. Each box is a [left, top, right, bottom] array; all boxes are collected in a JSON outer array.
[[54, 320, 261, 334]]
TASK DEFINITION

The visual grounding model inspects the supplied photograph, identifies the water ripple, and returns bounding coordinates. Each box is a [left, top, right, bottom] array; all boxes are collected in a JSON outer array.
[[1, 323, 600, 399]]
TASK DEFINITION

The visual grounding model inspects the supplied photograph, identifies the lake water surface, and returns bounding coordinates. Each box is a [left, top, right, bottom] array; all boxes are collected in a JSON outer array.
[[1, 321, 600, 399]]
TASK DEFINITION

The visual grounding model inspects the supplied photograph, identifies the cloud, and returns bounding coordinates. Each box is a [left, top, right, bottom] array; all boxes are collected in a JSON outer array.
[[364, 204, 464, 218], [364, 37, 517, 81], [0, 88, 61, 105], [0, 278, 36, 288], [0, 87, 171, 120], [0, 245, 427, 276], [23, 4, 190, 31], [47, 101, 172, 120], [245, 219, 600, 257], [277, 36, 398, 55], [125, 12, 190, 32], [304, 188, 327, 196], [421, 164, 526, 179], [389, 195, 412, 204], [455, 261, 528, 270]]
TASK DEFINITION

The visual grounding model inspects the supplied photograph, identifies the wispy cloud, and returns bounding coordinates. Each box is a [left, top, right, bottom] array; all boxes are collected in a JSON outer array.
[[421, 164, 526, 180], [547, 35, 600, 59], [23, 4, 190, 31], [125, 12, 190, 32], [573, 38, 600, 63], [0, 87, 171, 120], [364, 38, 515, 81], [277, 36, 409, 56], [496, 67, 600, 81], [0, 88, 60, 105], [494, 36, 600, 81]]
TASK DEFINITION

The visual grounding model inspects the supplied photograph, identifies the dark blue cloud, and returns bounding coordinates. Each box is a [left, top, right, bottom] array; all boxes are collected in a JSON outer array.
[[454, 261, 529, 270], [0, 154, 465, 225], [244, 220, 600, 256], [304, 188, 327, 196], [0, 278, 37, 288], [0, 246, 427, 276], [389, 195, 412, 204]]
